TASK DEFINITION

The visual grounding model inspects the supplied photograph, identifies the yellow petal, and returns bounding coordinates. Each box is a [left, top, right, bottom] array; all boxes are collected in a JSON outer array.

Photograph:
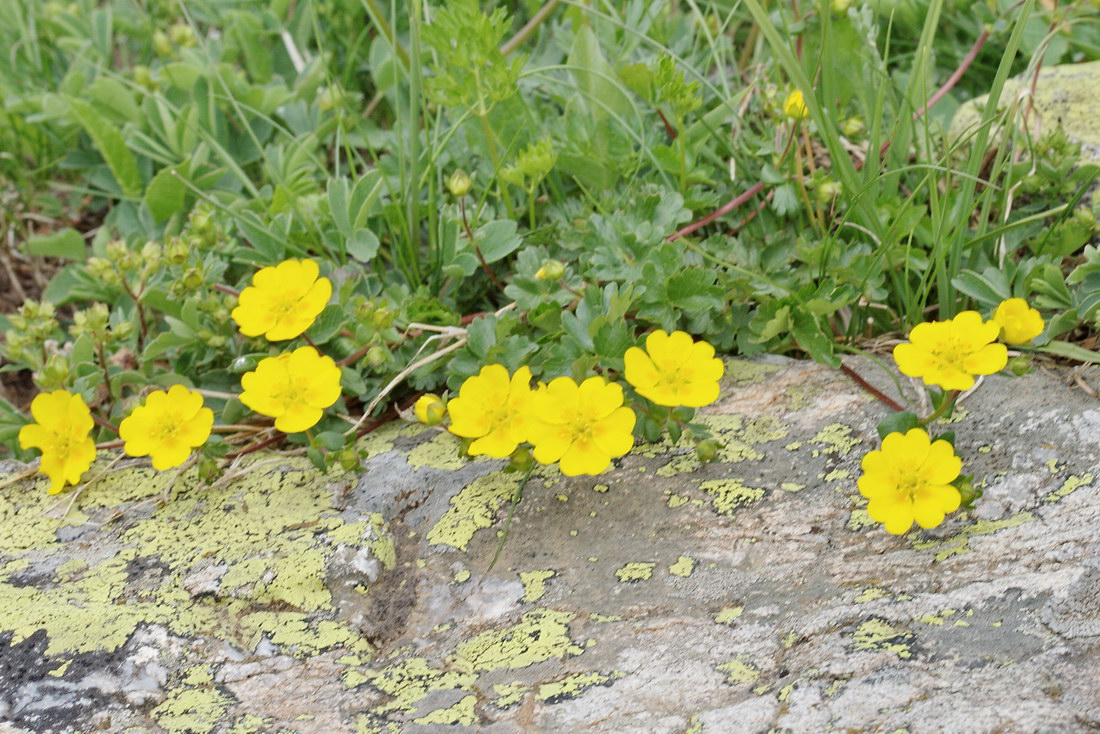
[[919, 440, 961, 485], [559, 438, 611, 476], [592, 406, 636, 457], [275, 404, 323, 433], [962, 343, 1007, 376], [624, 347, 659, 390], [469, 426, 517, 458]]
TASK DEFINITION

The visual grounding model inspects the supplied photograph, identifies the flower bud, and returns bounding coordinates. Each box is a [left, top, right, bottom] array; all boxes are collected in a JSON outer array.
[[86, 257, 116, 282], [169, 22, 196, 48], [535, 259, 565, 281], [338, 448, 361, 472], [1074, 206, 1097, 231], [106, 239, 128, 263], [166, 237, 189, 264], [783, 90, 810, 120], [956, 480, 981, 510], [366, 345, 389, 367], [142, 241, 162, 265], [317, 86, 345, 112], [1007, 355, 1033, 376], [840, 116, 865, 137], [153, 30, 172, 57], [414, 394, 446, 426], [447, 170, 473, 197], [695, 438, 720, 463], [815, 180, 843, 203], [182, 268, 204, 290], [505, 445, 534, 473], [36, 354, 70, 391], [370, 307, 394, 330], [831, 0, 853, 13], [132, 65, 155, 90]]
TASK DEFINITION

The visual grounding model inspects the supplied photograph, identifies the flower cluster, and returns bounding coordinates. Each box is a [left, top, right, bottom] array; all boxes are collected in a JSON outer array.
[[429, 330, 723, 477]]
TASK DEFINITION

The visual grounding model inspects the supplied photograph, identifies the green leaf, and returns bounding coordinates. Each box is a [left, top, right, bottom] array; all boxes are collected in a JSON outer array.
[[466, 316, 497, 358], [476, 220, 522, 263], [952, 269, 1011, 307], [876, 411, 920, 441], [1038, 340, 1100, 364], [25, 228, 85, 260], [567, 24, 634, 121], [142, 331, 193, 361], [791, 313, 838, 367], [308, 305, 345, 345], [66, 97, 142, 198], [347, 229, 380, 262], [144, 160, 190, 223], [314, 431, 345, 452]]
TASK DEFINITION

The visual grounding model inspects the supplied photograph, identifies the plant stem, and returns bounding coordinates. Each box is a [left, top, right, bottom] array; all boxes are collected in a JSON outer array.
[[500, 0, 562, 56], [838, 363, 905, 413], [919, 390, 960, 426], [488, 463, 536, 572]]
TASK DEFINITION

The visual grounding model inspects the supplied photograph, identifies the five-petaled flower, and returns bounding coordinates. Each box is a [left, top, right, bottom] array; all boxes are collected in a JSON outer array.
[[992, 298, 1044, 345], [18, 390, 97, 494], [447, 365, 534, 458], [783, 90, 809, 119], [232, 259, 332, 341], [527, 377, 636, 476], [858, 428, 962, 535], [240, 346, 342, 433], [119, 385, 214, 470], [892, 311, 1007, 391], [624, 330, 724, 407]]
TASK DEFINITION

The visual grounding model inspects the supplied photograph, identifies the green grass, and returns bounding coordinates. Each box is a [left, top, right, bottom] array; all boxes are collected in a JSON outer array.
[[1, 0, 1100, 460]]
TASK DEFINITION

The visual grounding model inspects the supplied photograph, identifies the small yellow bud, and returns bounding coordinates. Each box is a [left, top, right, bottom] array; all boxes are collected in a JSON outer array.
[[695, 438, 720, 463], [169, 23, 196, 48], [535, 259, 565, 281], [152, 30, 172, 57], [783, 90, 810, 120], [414, 394, 446, 426], [447, 170, 473, 197]]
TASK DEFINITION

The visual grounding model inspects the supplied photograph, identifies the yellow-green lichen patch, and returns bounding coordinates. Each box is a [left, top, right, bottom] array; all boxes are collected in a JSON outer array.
[[935, 406, 969, 425], [453, 569, 471, 584], [615, 562, 656, 582], [592, 484, 609, 493], [912, 512, 1035, 562], [823, 469, 851, 483], [726, 359, 782, 386], [151, 685, 234, 734], [806, 423, 860, 457], [426, 471, 519, 551], [667, 493, 690, 508], [405, 431, 467, 471], [327, 514, 396, 571], [684, 714, 704, 734], [851, 618, 913, 659], [413, 694, 478, 725], [453, 609, 583, 673], [697, 478, 766, 517], [536, 670, 624, 703], [854, 587, 890, 603], [226, 714, 276, 734], [492, 681, 529, 708], [716, 657, 760, 684], [785, 385, 823, 410], [657, 415, 787, 476], [356, 714, 403, 734], [848, 508, 876, 531], [714, 606, 743, 624], [1044, 473, 1094, 502], [358, 657, 476, 714], [519, 570, 556, 603], [589, 613, 622, 623], [669, 555, 696, 577], [780, 482, 805, 492], [918, 609, 957, 626]]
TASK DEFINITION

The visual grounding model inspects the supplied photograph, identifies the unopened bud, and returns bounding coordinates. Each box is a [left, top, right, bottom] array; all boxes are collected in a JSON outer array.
[[366, 345, 389, 367], [169, 22, 195, 48], [505, 445, 534, 473], [535, 259, 565, 281], [840, 116, 865, 138], [36, 354, 70, 391], [1074, 206, 1097, 231], [153, 30, 172, 57], [338, 448, 361, 472], [414, 394, 446, 426], [1007, 355, 1033, 376], [106, 240, 128, 263], [815, 180, 843, 203], [447, 170, 473, 197], [695, 438, 720, 463]]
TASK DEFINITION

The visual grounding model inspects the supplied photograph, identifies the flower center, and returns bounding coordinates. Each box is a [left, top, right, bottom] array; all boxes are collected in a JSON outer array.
[[896, 474, 922, 502]]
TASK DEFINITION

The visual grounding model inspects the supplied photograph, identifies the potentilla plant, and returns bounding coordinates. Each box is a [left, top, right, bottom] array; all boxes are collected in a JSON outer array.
[[856, 299, 1046, 535]]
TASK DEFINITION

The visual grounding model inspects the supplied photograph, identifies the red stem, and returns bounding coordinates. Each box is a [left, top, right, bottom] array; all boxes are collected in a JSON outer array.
[[839, 363, 904, 412]]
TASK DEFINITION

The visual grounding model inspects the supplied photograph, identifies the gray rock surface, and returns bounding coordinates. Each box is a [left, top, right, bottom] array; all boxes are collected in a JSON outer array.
[[0, 357, 1098, 733]]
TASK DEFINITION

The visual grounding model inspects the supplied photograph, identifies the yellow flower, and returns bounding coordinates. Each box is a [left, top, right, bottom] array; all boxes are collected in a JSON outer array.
[[992, 298, 1044, 345], [858, 428, 962, 535], [892, 311, 1007, 391], [783, 89, 809, 119], [240, 346, 342, 433], [18, 390, 96, 494], [231, 259, 332, 341], [447, 365, 534, 458], [414, 393, 446, 426], [527, 377, 636, 476], [119, 385, 214, 470], [624, 330, 724, 407]]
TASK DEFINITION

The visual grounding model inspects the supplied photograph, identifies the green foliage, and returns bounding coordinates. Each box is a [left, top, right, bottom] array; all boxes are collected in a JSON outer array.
[[1, 0, 1099, 467]]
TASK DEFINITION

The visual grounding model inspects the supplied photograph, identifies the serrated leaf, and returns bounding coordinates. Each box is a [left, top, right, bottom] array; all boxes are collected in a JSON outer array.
[[25, 228, 85, 260], [791, 313, 838, 367]]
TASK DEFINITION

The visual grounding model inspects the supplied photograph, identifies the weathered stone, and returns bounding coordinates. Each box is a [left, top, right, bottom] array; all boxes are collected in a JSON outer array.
[[950, 60, 1100, 165], [1, 357, 1099, 732]]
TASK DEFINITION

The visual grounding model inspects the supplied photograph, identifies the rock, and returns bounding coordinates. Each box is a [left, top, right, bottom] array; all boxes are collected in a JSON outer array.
[[950, 59, 1100, 165], [1, 357, 1099, 732]]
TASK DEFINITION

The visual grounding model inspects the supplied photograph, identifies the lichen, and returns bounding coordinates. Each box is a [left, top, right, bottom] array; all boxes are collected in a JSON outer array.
[[614, 562, 656, 582], [715, 606, 743, 624], [851, 618, 913, 659], [413, 694, 478, 725], [912, 512, 1035, 561], [1044, 473, 1094, 502], [697, 478, 766, 516], [426, 471, 519, 551], [536, 671, 623, 702], [452, 609, 583, 673], [519, 570, 556, 603], [716, 657, 760, 684], [669, 555, 696, 577]]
